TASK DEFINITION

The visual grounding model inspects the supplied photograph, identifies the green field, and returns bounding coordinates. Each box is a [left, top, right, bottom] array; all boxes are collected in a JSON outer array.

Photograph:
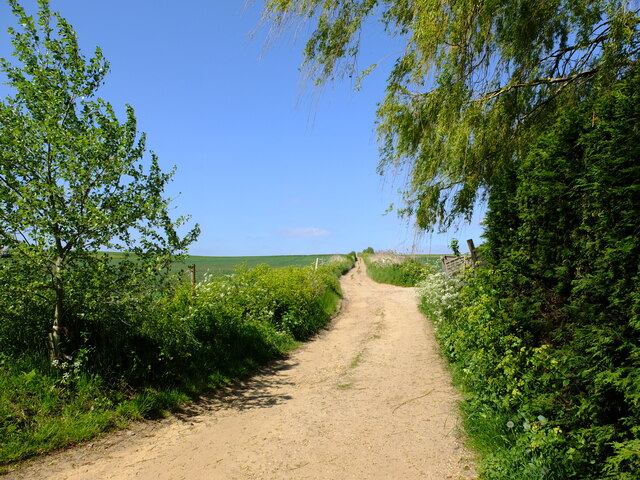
[[179, 254, 440, 281], [3, 252, 433, 282], [411, 254, 442, 268], [105, 252, 341, 281], [175, 254, 340, 281]]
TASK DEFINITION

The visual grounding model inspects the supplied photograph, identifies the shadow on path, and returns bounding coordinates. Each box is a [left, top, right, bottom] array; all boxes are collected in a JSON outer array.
[[173, 358, 299, 421]]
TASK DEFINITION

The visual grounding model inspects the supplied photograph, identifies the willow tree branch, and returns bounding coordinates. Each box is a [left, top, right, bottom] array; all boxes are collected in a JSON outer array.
[[477, 68, 599, 104]]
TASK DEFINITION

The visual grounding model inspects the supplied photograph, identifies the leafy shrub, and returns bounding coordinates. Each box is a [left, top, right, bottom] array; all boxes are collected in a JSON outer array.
[[365, 256, 437, 287], [0, 255, 354, 465], [136, 258, 351, 386], [419, 269, 587, 479], [417, 271, 460, 326], [419, 67, 640, 479]]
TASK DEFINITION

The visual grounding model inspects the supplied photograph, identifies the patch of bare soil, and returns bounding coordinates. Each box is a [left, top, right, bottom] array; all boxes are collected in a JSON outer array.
[[4, 259, 476, 479]]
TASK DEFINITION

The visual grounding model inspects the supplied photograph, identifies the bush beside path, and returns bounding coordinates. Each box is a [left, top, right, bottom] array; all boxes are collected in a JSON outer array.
[[5, 258, 475, 480]]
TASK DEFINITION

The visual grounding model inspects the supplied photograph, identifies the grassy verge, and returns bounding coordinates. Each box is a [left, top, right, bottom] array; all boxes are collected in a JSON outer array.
[[0, 359, 192, 467], [362, 252, 440, 287], [0, 254, 355, 468]]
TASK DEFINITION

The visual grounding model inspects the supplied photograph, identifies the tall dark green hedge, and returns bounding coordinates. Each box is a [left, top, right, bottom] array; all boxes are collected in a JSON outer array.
[[478, 66, 640, 477]]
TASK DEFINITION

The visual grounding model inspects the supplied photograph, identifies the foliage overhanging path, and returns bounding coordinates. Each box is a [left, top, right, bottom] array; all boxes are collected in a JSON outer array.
[[6, 259, 476, 480]]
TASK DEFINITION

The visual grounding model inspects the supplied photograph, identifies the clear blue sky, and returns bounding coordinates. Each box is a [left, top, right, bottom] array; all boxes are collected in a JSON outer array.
[[0, 0, 485, 256]]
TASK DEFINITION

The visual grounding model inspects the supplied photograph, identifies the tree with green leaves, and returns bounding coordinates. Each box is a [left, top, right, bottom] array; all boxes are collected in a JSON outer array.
[[0, 0, 199, 358], [262, 0, 639, 231]]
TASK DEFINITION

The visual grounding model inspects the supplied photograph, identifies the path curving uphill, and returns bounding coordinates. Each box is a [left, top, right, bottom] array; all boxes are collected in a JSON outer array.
[[7, 259, 476, 479]]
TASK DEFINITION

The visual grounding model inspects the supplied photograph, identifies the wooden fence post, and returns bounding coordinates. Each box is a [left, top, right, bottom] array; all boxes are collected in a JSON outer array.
[[189, 263, 196, 296], [467, 239, 478, 266]]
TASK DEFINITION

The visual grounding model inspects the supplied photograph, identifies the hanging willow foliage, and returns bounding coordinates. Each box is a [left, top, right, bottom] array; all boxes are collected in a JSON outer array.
[[262, 0, 640, 231]]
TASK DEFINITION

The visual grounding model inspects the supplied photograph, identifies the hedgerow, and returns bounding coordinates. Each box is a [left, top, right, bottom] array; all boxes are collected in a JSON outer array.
[[0, 256, 353, 466], [418, 66, 640, 478]]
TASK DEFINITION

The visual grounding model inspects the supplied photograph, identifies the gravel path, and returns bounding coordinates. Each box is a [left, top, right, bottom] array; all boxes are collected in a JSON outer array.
[[6, 259, 476, 479]]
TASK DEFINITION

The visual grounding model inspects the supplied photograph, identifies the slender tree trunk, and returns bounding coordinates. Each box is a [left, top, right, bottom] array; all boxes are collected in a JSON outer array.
[[50, 254, 64, 359]]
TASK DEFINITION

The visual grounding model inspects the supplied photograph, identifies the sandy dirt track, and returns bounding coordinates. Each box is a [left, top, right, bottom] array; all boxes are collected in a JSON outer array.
[[5, 259, 476, 479]]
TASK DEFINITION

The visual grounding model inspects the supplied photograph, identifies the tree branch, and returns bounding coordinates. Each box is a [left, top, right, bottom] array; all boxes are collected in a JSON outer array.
[[476, 68, 599, 104]]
